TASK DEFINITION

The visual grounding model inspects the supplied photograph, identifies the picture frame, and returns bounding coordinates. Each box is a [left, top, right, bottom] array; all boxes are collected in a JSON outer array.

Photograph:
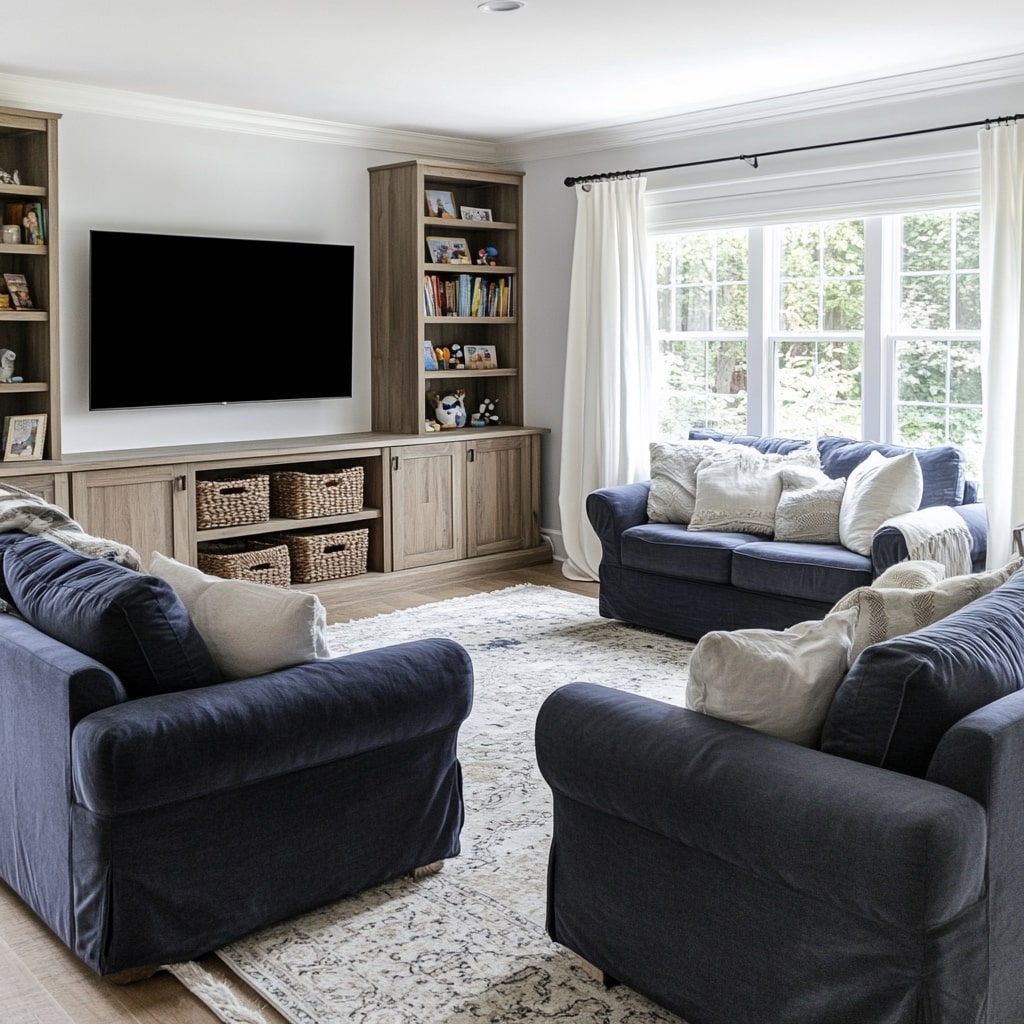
[[426, 236, 472, 264], [2, 412, 46, 461], [424, 341, 438, 370], [464, 344, 498, 370], [424, 190, 458, 219], [461, 206, 493, 222]]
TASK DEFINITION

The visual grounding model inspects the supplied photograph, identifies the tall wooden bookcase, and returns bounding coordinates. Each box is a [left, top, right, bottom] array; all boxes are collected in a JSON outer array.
[[368, 159, 523, 435], [0, 106, 60, 461]]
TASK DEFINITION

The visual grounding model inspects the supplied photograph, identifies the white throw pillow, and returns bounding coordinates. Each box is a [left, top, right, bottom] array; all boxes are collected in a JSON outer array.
[[830, 555, 1023, 666], [688, 445, 820, 536], [646, 441, 725, 524], [870, 559, 947, 590], [774, 465, 846, 544], [150, 552, 331, 680], [686, 609, 859, 747], [838, 450, 923, 556]]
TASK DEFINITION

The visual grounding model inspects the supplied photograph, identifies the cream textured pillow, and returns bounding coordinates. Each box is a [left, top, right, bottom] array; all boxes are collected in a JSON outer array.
[[774, 465, 846, 544], [831, 555, 1023, 666], [150, 552, 331, 680], [838, 450, 923, 556], [646, 441, 725, 524], [686, 609, 859, 746], [870, 559, 947, 590], [688, 445, 820, 536]]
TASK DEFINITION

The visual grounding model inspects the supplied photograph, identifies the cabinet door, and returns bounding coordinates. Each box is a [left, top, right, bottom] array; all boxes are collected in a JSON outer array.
[[465, 434, 535, 558], [71, 464, 190, 563], [1, 471, 69, 508], [390, 442, 466, 570]]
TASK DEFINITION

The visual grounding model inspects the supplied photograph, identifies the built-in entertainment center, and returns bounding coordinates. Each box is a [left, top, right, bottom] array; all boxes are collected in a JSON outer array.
[[0, 111, 549, 586]]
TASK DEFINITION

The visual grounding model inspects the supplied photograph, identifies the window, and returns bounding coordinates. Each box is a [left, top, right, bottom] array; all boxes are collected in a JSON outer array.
[[652, 207, 982, 475]]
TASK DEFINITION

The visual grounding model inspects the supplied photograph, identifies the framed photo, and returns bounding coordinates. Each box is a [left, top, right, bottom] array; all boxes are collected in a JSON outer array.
[[465, 344, 498, 370], [461, 206, 493, 222], [3, 412, 46, 461], [424, 190, 458, 219], [3, 272, 32, 309], [424, 341, 438, 370], [426, 236, 472, 265]]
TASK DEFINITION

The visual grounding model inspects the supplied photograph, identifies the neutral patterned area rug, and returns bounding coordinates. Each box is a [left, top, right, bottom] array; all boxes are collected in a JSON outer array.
[[170, 584, 693, 1023]]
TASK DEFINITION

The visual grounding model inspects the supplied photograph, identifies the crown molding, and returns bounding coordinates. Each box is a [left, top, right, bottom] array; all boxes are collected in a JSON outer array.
[[496, 52, 1024, 164], [0, 71, 500, 163]]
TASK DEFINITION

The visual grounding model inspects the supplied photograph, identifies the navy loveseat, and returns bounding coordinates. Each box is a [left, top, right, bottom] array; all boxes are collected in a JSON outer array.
[[588, 431, 987, 640], [537, 568, 1024, 1024], [0, 534, 473, 978]]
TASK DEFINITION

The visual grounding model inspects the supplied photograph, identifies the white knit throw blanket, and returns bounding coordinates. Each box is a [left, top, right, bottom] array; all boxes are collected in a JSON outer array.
[[881, 505, 973, 577], [0, 482, 141, 569]]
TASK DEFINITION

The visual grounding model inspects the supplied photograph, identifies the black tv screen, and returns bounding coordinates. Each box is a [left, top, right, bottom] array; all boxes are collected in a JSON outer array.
[[89, 230, 354, 410]]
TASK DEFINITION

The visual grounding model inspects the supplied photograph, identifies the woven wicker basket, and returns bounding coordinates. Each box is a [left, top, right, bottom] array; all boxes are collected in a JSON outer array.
[[196, 473, 270, 529], [270, 465, 364, 519], [197, 539, 291, 587], [272, 527, 369, 583]]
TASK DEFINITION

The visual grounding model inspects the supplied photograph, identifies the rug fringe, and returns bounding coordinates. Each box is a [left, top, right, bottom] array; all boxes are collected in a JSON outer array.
[[165, 961, 271, 1024]]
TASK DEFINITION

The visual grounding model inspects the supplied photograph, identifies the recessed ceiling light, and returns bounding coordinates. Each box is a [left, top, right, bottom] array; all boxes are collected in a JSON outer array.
[[477, 0, 525, 11]]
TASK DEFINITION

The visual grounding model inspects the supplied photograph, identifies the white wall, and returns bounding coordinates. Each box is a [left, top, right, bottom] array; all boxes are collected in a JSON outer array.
[[57, 110, 412, 452]]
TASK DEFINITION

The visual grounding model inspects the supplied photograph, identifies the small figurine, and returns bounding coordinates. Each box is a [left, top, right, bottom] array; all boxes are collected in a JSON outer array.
[[476, 246, 498, 266], [0, 168, 20, 186], [0, 348, 16, 383], [431, 389, 467, 429], [448, 343, 464, 370], [471, 397, 500, 427]]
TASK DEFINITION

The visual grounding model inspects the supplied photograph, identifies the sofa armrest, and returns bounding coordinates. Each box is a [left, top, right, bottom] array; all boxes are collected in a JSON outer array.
[[536, 682, 986, 929], [585, 482, 651, 568], [872, 502, 988, 575], [73, 638, 474, 815]]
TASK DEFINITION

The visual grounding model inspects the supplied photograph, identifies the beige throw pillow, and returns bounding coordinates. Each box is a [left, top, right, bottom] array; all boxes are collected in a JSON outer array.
[[686, 609, 859, 746], [838, 450, 923, 556], [688, 445, 820, 536], [646, 441, 725, 524], [830, 555, 1023, 666], [870, 559, 947, 590], [774, 465, 846, 544], [150, 552, 331, 680]]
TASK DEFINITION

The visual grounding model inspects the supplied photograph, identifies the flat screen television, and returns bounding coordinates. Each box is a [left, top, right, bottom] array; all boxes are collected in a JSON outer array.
[[89, 230, 354, 410]]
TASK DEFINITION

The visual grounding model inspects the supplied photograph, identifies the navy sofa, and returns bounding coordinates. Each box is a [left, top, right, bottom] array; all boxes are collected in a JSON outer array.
[[587, 431, 987, 640], [0, 534, 473, 978], [537, 568, 1024, 1024]]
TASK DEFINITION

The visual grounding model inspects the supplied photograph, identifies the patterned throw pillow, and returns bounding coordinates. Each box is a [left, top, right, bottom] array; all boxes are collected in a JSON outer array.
[[688, 445, 820, 536], [646, 441, 734, 524], [774, 466, 846, 544]]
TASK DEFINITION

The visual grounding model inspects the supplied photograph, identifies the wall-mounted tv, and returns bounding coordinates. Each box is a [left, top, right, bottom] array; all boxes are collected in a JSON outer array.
[[89, 230, 354, 410]]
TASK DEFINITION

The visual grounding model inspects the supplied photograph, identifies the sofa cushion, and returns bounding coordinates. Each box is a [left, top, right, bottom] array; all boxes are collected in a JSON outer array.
[[0, 530, 30, 606], [150, 552, 331, 680], [621, 523, 756, 584], [731, 541, 873, 605], [838, 451, 923, 556], [817, 436, 967, 508], [821, 568, 1024, 776], [4, 536, 221, 698], [774, 466, 845, 544], [830, 556, 1023, 666], [687, 609, 859, 746]]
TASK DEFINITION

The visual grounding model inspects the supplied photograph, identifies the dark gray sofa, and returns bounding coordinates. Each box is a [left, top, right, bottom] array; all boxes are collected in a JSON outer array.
[[536, 568, 1024, 1024], [588, 431, 987, 640], [0, 533, 473, 977]]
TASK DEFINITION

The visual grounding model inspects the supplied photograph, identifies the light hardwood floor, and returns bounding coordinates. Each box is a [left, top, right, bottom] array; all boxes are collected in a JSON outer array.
[[3, 560, 597, 1024]]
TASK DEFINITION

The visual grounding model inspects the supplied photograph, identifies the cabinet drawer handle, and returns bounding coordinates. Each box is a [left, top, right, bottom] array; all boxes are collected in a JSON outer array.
[[391, 456, 400, 471]]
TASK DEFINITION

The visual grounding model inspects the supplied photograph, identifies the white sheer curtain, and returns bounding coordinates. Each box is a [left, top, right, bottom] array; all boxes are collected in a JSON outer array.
[[558, 177, 653, 581], [980, 123, 1024, 567]]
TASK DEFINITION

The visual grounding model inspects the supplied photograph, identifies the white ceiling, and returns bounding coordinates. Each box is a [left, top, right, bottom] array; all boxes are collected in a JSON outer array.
[[6, 0, 1024, 142]]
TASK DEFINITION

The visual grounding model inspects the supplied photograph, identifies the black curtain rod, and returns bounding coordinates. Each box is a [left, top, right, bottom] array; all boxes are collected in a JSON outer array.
[[563, 114, 1023, 188]]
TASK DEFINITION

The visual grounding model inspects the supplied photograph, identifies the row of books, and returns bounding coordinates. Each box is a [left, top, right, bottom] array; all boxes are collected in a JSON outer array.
[[3, 202, 46, 245], [423, 273, 514, 318]]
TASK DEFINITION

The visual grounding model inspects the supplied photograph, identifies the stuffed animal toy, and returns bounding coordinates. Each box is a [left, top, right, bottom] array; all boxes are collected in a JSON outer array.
[[431, 390, 467, 429], [448, 343, 464, 370], [476, 246, 498, 266], [0, 348, 15, 382]]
